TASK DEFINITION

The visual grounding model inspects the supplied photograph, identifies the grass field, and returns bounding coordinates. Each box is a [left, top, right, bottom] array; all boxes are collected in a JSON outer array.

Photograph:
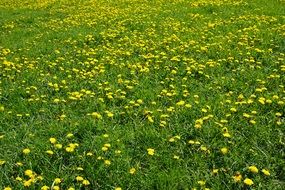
[[0, 0, 285, 189]]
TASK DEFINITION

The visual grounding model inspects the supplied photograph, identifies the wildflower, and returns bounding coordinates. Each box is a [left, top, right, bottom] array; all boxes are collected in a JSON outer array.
[[53, 186, 60, 190], [176, 100, 185, 106], [115, 187, 122, 190], [66, 147, 74, 152], [24, 170, 33, 177], [66, 133, 74, 138], [244, 178, 254, 186], [223, 132, 231, 138], [76, 176, 84, 181], [107, 112, 114, 118], [0, 160, 6, 165], [220, 147, 228, 154], [41, 186, 49, 190], [104, 160, 111, 165], [55, 144, 62, 149], [49, 138, 57, 144], [23, 179, 33, 187], [4, 187, 12, 190], [212, 169, 219, 174], [16, 162, 23, 166], [54, 178, 61, 184], [86, 152, 93, 156], [129, 168, 136, 174], [198, 180, 206, 186], [233, 172, 242, 182], [23, 148, 31, 154], [262, 169, 270, 176], [46, 150, 54, 155], [82, 179, 90, 185], [248, 166, 258, 173], [173, 155, 180, 159], [147, 148, 155, 156]]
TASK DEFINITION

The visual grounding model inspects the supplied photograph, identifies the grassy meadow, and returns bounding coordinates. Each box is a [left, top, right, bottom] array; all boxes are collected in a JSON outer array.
[[0, 0, 285, 189]]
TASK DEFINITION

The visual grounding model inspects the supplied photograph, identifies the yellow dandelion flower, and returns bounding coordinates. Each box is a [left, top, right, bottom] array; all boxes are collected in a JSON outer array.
[[233, 173, 242, 182], [49, 138, 56, 144], [24, 170, 33, 177], [104, 160, 111, 165], [76, 176, 84, 181], [244, 178, 254, 186], [46, 150, 54, 155], [41, 185, 50, 190], [82, 180, 90, 186], [54, 178, 61, 184], [262, 169, 270, 176], [129, 168, 136, 174], [23, 148, 31, 154], [0, 160, 6, 165], [248, 166, 258, 173], [55, 144, 62, 149], [220, 147, 228, 154], [147, 148, 155, 156]]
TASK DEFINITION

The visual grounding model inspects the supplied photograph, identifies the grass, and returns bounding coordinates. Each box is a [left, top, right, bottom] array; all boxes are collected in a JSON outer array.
[[0, 0, 285, 189]]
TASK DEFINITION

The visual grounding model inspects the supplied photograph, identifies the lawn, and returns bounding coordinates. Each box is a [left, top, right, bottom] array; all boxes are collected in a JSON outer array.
[[0, 0, 285, 189]]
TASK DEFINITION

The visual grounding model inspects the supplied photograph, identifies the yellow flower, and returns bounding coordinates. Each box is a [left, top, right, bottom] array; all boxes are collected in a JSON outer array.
[[243, 178, 254, 186], [212, 169, 219, 174], [41, 186, 50, 190], [0, 160, 6, 165], [66, 133, 74, 138], [82, 179, 90, 185], [66, 147, 74, 152], [23, 148, 31, 154], [49, 137, 57, 144], [220, 147, 228, 154], [86, 152, 93, 156], [223, 132, 231, 138], [24, 170, 33, 177], [23, 179, 33, 187], [76, 176, 84, 181], [248, 166, 258, 173], [55, 144, 62, 149], [129, 168, 136, 174], [173, 155, 180, 159], [107, 112, 114, 117], [104, 143, 111, 147], [115, 188, 122, 190], [262, 169, 270, 176], [46, 150, 54, 155], [4, 187, 12, 190], [53, 186, 60, 190], [233, 173, 242, 182], [147, 148, 155, 156], [198, 180, 206, 186], [176, 100, 185, 106], [104, 160, 111, 165], [16, 162, 23, 166], [54, 178, 61, 184]]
